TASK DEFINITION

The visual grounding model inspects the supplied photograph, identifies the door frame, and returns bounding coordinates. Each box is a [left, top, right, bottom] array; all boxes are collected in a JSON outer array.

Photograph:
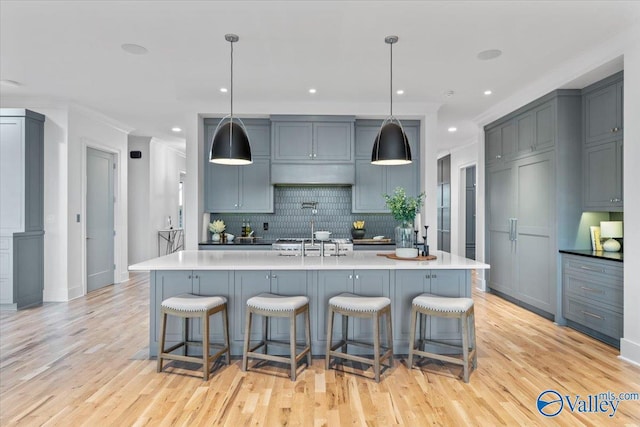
[[457, 161, 481, 288], [82, 139, 121, 295]]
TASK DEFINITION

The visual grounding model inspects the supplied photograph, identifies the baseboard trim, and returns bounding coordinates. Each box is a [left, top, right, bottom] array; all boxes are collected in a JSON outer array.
[[620, 338, 640, 366]]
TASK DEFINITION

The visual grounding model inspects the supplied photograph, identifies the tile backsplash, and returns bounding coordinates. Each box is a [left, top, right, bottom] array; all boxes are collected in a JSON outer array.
[[209, 186, 398, 240]]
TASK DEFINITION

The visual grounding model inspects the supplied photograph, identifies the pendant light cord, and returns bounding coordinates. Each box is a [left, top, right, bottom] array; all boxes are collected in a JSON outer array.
[[230, 39, 234, 119], [389, 40, 393, 117]]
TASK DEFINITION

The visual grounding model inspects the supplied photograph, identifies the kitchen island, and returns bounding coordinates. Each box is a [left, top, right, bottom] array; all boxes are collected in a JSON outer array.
[[129, 250, 489, 357]]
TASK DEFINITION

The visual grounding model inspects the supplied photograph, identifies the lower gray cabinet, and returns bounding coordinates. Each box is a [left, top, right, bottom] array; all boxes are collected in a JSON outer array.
[[233, 271, 271, 344], [393, 270, 468, 351], [562, 254, 623, 347], [315, 270, 390, 345]]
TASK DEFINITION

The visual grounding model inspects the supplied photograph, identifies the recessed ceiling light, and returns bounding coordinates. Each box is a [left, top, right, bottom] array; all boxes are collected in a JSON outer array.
[[121, 43, 149, 55], [0, 79, 22, 87], [396, 89, 404, 95], [477, 49, 502, 60], [484, 90, 493, 95], [171, 127, 182, 132], [220, 87, 228, 93], [309, 88, 317, 94], [448, 127, 457, 133]]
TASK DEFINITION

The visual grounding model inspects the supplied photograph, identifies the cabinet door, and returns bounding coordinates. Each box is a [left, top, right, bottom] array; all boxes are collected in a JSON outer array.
[[500, 121, 516, 160], [313, 122, 353, 162], [429, 271, 467, 342], [534, 101, 555, 151], [352, 270, 390, 341], [486, 164, 515, 294], [393, 270, 430, 343], [352, 159, 385, 212], [233, 271, 271, 342], [239, 157, 273, 212], [584, 140, 623, 210], [584, 83, 619, 145], [152, 271, 193, 344], [206, 163, 239, 212], [316, 271, 353, 343], [269, 271, 309, 341], [516, 111, 535, 154], [387, 124, 419, 195], [272, 122, 313, 161], [486, 127, 502, 164], [355, 124, 379, 158], [192, 271, 231, 342], [244, 121, 271, 156], [514, 152, 556, 315]]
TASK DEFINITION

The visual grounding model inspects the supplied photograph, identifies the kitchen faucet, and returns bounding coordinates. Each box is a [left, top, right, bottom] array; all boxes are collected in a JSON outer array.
[[301, 201, 318, 246]]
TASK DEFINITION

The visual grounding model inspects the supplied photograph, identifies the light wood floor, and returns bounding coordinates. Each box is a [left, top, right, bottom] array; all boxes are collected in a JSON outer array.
[[1, 273, 639, 426]]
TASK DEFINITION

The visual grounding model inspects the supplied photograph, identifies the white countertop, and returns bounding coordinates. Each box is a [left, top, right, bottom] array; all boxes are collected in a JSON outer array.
[[129, 250, 490, 271]]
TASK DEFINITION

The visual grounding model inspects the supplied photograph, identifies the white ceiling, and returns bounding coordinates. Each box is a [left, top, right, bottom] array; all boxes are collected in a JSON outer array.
[[1, 1, 638, 153]]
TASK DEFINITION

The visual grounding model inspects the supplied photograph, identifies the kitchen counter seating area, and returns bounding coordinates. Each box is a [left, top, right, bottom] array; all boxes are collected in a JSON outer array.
[[129, 250, 489, 358]]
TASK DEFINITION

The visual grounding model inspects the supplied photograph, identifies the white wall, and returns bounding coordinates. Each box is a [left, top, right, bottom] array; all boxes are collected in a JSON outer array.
[[620, 24, 640, 366], [67, 105, 130, 299], [127, 136, 151, 264], [448, 142, 478, 259]]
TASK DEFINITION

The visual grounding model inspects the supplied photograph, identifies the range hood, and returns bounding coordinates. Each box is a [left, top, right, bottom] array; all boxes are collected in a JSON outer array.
[[271, 163, 354, 185]]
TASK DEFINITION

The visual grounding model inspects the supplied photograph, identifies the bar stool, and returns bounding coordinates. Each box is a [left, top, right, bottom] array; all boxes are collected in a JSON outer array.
[[407, 293, 477, 383], [242, 293, 312, 381], [325, 292, 393, 382], [157, 293, 230, 381]]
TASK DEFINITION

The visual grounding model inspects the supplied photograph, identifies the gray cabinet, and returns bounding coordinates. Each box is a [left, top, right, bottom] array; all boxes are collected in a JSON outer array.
[[203, 119, 273, 213], [271, 116, 354, 163], [583, 72, 623, 146], [485, 120, 515, 165], [582, 72, 624, 212], [315, 270, 390, 345], [352, 120, 420, 212], [562, 254, 623, 347], [583, 140, 623, 211], [150, 270, 231, 355], [0, 109, 45, 310], [485, 91, 582, 320]]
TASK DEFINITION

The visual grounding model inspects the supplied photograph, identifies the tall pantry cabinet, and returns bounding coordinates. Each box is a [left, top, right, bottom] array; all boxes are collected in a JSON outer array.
[[0, 109, 45, 309], [485, 91, 582, 320]]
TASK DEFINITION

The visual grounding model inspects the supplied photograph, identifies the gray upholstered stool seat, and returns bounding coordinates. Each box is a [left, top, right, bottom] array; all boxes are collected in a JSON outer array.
[[157, 293, 230, 381], [242, 293, 312, 381], [407, 293, 477, 383], [325, 293, 393, 382]]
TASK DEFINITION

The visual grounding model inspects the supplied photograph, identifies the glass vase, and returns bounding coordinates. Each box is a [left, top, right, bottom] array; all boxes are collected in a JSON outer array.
[[395, 221, 417, 258]]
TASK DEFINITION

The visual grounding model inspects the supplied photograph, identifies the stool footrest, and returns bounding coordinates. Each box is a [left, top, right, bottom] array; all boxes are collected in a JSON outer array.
[[329, 340, 393, 366]]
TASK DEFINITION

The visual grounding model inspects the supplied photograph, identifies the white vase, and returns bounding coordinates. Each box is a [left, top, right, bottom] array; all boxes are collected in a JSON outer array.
[[211, 233, 221, 242]]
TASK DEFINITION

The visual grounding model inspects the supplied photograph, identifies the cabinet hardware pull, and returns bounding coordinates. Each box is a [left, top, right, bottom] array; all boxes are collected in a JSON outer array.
[[309, 153, 312, 158], [349, 274, 353, 279], [426, 274, 431, 279], [496, 155, 502, 159], [580, 286, 602, 293], [272, 274, 278, 279], [313, 153, 317, 158], [581, 310, 603, 320], [266, 275, 270, 279], [579, 265, 605, 273], [612, 127, 619, 132], [188, 275, 192, 279], [432, 274, 437, 279], [355, 274, 359, 279]]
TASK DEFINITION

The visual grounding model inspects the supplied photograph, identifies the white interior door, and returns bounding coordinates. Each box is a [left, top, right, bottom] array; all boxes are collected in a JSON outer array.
[[86, 147, 115, 292]]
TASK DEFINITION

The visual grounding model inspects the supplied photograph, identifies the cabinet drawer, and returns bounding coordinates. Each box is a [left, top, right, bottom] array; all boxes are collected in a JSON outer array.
[[563, 272, 622, 309], [563, 256, 623, 281], [563, 296, 622, 339]]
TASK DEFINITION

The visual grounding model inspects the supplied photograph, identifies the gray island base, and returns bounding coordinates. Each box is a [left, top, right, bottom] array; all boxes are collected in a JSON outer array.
[[129, 250, 490, 357]]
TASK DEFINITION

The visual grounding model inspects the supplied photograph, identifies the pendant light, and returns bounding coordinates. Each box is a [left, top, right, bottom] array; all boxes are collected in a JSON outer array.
[[210, 34, 252, 165], [371, 35, 412, 165]]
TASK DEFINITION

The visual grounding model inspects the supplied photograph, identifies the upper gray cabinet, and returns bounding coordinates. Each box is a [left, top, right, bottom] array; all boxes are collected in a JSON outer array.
[[582, 72, 624, 212], [271, 116, 354, 163], [203, 119, 273, 213], [583, 72, 623, 146], [352, 120, 419, 213]]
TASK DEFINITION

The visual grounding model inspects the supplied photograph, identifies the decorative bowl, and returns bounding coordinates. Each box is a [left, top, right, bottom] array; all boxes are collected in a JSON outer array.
[[315, 231, 332, 241]]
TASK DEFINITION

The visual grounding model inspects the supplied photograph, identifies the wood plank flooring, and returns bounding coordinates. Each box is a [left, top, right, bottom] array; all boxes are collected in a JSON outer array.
[[1, 272, 639, 426]]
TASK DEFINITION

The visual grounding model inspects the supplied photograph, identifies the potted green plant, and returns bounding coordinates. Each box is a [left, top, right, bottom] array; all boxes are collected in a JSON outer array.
[[383, 187, 425, 258]]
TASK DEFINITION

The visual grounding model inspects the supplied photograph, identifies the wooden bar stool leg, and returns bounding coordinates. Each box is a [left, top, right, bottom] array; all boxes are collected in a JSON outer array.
[[157, 309, 167, 373], [183, 317, 189, 356], [373, 311, 381, 383], [419, 310, 427, 350], [223, 305, 231, 365], [461, 311, 470, 383], [407, 305, 417, 369], [202, 310, 210, 381], [325, 307, 335, 369], [242, 308, 253, 372], [305, 306, 312, 367], [263, 313, 269, 355], [341, 313, 349, 353], [385, 307, 393, 368], [290, 310, 297, 381]]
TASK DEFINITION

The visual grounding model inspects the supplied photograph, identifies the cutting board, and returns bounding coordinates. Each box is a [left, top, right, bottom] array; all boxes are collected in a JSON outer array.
[[377, 253, 437, 261], [353, 238, 392, 243]]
